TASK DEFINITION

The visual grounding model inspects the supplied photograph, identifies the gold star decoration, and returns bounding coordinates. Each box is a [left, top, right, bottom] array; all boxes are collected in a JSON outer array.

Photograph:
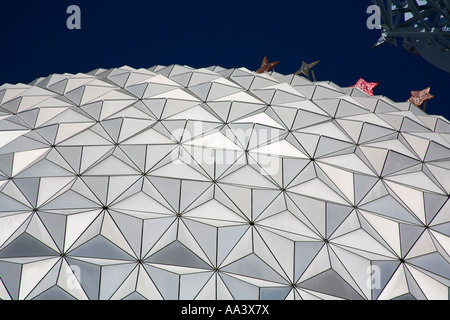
[[256, 56, 280, 74], [295, 60, 320, 79], [407, 87, 434, 108]]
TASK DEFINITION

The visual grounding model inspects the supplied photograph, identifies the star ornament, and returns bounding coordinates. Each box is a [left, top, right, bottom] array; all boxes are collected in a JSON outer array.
[[256, 56, 280, 74], [295, 60, 320, 77], [407, 87, 434, 107], [352, 78, 379, 96]]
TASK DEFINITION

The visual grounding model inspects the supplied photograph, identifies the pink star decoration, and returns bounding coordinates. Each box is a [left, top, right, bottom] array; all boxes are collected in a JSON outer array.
[[407, 87, 434, 107], [256, 56, 280, 74], [352, 78, 379, 96]]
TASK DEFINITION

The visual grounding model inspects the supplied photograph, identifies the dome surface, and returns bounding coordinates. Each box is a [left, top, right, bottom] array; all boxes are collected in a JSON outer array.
[[0, 64, 449, 300]]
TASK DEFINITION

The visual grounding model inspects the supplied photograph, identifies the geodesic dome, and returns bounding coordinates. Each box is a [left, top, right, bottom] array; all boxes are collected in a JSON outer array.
[[0, 64, 449, 300]]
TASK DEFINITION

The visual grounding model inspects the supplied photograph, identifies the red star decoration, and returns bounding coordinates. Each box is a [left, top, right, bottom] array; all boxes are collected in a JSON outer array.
[[256, 56, 280, 74], [407, 87, 434, 107], [352, 78, 379, 96]]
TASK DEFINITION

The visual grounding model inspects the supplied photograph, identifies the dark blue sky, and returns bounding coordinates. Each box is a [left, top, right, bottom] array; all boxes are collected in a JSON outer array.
[[1, 1, 449, 119]]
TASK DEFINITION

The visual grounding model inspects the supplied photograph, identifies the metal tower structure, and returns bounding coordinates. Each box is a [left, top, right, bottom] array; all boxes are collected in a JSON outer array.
[[372, 0, 450, 72]]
